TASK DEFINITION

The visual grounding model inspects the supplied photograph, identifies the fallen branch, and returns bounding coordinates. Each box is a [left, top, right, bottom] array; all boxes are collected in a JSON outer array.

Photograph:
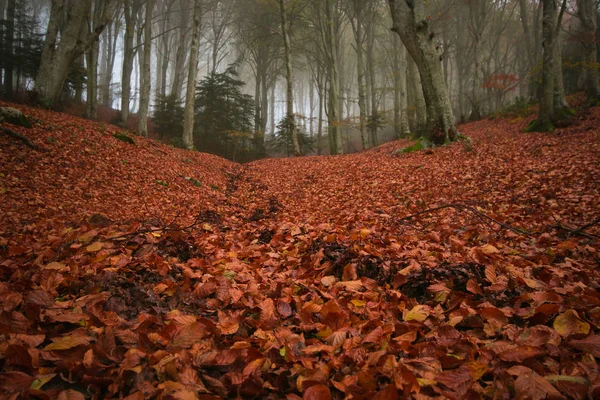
[[0, 126, 46, 152], [550, 216, 600, 240], [395, 203, 530, 236], [396, 203, 600, 241], [108, 211, 205, 241]]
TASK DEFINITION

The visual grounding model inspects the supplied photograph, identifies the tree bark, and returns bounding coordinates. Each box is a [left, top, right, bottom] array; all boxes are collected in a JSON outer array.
[[120, 0, 138, 124], [325, 0, 343, 155], [529, 0, 568, 131], [366, 15, 378, 148], [388, 0, 458, 145], [393, 34, 410, 139], [36, 0, 105, 108], [182, 0, 202, 150], [86, 0, 108, 120], [171, 0, 188, 99], [577, 0, 600, 99], [408, 55, 426, 136], [539, 0, 556, 127], [4, 0, 15, 95], [138, 0, 153, 137], [317, 68, 324, 156], [348, 5, 368, 150], [279, 0, 300, 156]]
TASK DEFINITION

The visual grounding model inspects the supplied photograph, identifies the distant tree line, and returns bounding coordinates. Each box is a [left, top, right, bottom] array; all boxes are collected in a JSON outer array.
[[1, 0, 599, 159]]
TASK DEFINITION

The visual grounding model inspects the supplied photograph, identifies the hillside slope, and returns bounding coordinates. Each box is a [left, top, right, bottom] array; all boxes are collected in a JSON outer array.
[[1, 103, 599, 399]]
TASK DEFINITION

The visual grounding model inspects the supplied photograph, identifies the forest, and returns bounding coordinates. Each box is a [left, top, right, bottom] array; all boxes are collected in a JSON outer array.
[[0, 0, 599, 399]]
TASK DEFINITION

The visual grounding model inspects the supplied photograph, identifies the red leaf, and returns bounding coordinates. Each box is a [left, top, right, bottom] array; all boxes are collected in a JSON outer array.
[[303, 384, 332, 400], [57, 390, 86, 400], [171, 322, 205, 349], [277, 300, 293, 318], [0, 371, 35, 392], [570, 335, 600, 357]]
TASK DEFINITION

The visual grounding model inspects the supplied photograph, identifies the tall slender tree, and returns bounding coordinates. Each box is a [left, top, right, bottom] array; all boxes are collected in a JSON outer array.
[[182, 0, 202, 150], [137, 0, 153, 137], [577, 0, 600, 100], [279, 0, 300, 156]]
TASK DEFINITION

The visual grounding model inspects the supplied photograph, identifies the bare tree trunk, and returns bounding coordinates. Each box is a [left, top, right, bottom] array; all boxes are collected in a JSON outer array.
[[325, 0, 343, 155], [86, 0, 108, 120], [367, 17, 378, 148], [309, 77, 315, 139], [85, 39, 99, 119], [317, 68, 324, 156], [408, 55, 426, 136], [529, 0, 568, 131], [138, 0, 153, 137], [120, 0, 137, 124], [36, 0, 104, 108], [4, 0, 14, 95], [101, 15, 120, 107], [74, 56, 85, 103], [348, 4, 368, 150], [539, 0, 556, 127], [279, 0, 300, 156], [393, 34, 410, 139], [389, 0, 458, 145], [270, 81, 276, 136], [553, 40, 568, 110], [577, 0, 600, 99], [171, 0, 188, 99], [254, 73, 261, 133], [260, 71, 269, 136], [182, 0, 201, 150]]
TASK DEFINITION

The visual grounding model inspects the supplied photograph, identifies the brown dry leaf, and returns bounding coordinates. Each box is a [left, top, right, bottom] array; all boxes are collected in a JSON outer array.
[[217, 311, 240, 335]]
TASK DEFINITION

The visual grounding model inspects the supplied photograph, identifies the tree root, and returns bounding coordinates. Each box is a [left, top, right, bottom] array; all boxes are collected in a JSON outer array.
[[0, 126, 46, 152]]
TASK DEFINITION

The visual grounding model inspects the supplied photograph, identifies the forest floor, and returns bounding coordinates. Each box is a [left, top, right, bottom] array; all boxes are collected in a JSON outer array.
[[0, 100, 599, 400]]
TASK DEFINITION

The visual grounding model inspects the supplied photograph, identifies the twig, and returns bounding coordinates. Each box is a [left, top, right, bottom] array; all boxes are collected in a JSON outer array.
[[573, 217, 600, 234], [0, 126, 47, 152], [108, 212, 205, 241], [396, 203, 530, 236], [397, 203, 600, 242]]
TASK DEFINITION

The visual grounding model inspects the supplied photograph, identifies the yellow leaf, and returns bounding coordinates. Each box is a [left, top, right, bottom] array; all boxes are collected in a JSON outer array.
[[403, 305, 429, 322], [359, 229, 372, 239], [44, 262, 67, 271], [554, 310, 590, 337], [86, 242, 103, 253], [480, 244, 499, 255], [44, 335, 91, 351], [351, 299, 366, 307], [30, 374, 56, 390]]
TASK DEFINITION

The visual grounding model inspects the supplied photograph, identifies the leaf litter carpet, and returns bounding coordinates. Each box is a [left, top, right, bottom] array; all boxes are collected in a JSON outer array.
[[0, 102, 599, 399]]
